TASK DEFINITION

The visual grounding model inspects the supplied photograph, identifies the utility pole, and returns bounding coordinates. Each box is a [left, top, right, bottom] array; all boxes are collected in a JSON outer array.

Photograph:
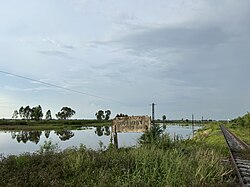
[[151, 103, 155, 126], [192, 114, 194, 137]]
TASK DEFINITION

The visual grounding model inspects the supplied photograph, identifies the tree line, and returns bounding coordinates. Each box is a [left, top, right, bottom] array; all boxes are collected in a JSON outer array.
[[12, 105, 112, 121], [231, 112, 250, 127]]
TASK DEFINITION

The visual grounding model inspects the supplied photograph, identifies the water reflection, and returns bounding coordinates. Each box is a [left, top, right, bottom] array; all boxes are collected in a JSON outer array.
[[44, 130, 50, 138], [95, 126, 111, 136], [55, 130, 74, 141], [1, 125, 202, 156], [10, 130, 75, 144], [11, 131, 42, 144], [9, 127, 112, 144]]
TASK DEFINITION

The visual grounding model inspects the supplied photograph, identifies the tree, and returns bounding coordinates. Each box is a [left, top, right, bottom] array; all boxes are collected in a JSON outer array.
[[19, 106, 25, 119], [162, 115, 167, 121], [30, 105, 43, 120], [24, 106, 32, 120], [45, 110, 52, 120], [56, 107, 75, 120], [95, 110, 104, 120], [105, 110, 111, 120], [12, 110, 19, 119], [116, 113, 128, 117]]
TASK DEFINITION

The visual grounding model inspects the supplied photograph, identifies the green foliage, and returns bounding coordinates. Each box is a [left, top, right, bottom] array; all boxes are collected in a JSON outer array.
[[38, 140, 59, 154], [18, 106, 25, 119], [0, 137, 235, 186], [12, 110, 19, 119], [116, 113, 128, 117], [56, 107, 75, 120], [232, 112, 250, 127], [24, 106, 32, 119], [45, 110, 52, 120], [95, 110, 104, 120], [104, 110, 111, 120], [30, 105, 43, 120], [194, 122, 229, 155], [0, 152, 65, 186], [95, 109, 112, 120], [162, 115, 167, 121], [139, 124, 163, 145], [17, 105, 43, 120]]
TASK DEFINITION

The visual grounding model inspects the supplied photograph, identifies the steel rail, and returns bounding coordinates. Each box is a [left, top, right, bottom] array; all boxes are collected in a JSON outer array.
[[220, 125, 250, 187]]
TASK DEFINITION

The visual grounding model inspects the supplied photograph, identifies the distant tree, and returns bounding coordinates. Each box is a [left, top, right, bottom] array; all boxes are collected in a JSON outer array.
[[95, 110, 104, 120], [105, 110, 111, 120], [162, 115, 167, 121], [56, 107, 75, 120], [116, 113, 128, 117], [19, 106, 25, 119], [45, 110, 52, 120], [24, 106, 32, 119], [31, 105, 43, 120], [12, 110, 19, 119]]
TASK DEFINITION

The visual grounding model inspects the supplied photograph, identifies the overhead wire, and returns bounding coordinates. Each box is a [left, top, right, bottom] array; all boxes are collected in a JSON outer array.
[[0, 70, 128, 106]]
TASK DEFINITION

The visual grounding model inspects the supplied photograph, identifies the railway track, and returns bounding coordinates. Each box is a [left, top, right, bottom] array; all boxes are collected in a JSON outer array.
[[220, 125, 250, 187]]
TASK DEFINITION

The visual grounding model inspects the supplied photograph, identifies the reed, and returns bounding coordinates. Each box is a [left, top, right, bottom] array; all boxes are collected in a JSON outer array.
[[0, 132, 235, 186]]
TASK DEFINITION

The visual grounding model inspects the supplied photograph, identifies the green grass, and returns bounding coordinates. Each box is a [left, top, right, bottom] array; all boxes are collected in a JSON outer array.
[[193, 122, 230, 155], [0, 132, 236, 186], [226, 124, 250, 145]]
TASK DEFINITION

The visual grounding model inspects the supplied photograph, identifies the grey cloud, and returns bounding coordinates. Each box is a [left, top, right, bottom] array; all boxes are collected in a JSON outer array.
[[63, 45, 75, 49], [91, 61, 136, 83], [112, 25, 230, 53], [37, 50, 72, 59], [43, 37, 76, 50]]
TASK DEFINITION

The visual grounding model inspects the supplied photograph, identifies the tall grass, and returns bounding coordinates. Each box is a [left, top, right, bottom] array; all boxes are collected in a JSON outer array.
[[0, 132, 235, 186]]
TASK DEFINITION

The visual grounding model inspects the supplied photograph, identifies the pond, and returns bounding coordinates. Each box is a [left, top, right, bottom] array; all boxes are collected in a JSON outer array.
[[0, 124, 202, 156]]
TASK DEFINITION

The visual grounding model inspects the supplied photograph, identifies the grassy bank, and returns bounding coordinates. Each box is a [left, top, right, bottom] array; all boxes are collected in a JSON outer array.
[[195, 121, 250, 146], [0, 119, 111, 130], [226, 124, 250, 145], [0, 127, 236, 186], [194, 122, 229, 154]]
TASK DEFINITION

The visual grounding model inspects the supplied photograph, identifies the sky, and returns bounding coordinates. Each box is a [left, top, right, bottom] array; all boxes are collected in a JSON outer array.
[[0, 0, 250, 120]]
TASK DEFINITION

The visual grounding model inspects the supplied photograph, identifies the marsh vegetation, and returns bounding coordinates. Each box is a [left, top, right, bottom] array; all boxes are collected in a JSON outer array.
[[1, 113, 250, 186], [0, 123, 237, 186]]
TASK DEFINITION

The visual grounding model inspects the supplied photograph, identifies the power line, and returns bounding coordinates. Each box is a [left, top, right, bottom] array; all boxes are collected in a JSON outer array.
[[0, 70, 126, 105]]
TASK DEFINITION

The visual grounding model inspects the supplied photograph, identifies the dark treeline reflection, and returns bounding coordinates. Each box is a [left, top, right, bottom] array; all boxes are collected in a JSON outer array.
[[55, 130, 74, 141], [11, 131, 42, 144], [10, 127, 111, 144], [11, 130, 75, 144], [95, 126, 111, 136]]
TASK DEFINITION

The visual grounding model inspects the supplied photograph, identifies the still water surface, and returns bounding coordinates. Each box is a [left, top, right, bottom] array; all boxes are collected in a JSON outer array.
[[0, 125, 201, 156]]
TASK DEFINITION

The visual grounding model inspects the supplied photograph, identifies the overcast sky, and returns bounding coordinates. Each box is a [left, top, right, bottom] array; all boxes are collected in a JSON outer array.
[[0, 0, 250, 120]]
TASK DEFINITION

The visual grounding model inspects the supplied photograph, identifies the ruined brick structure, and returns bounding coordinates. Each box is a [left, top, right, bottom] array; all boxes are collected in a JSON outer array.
[[112, 116, 151, 133]]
